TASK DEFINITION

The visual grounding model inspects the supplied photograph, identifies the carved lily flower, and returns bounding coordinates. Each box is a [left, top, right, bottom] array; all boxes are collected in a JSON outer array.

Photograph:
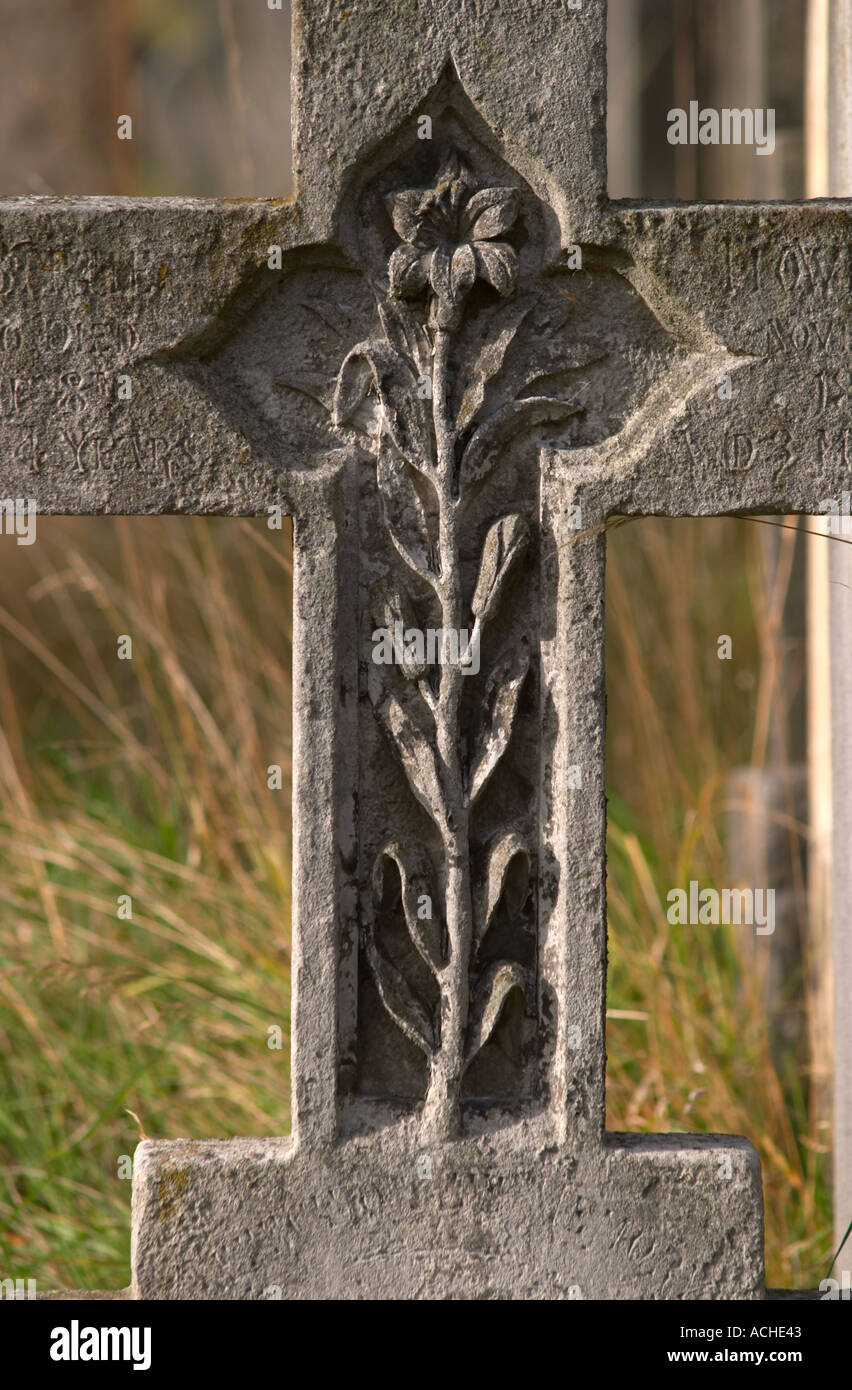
[[386, 154, 520, 328]]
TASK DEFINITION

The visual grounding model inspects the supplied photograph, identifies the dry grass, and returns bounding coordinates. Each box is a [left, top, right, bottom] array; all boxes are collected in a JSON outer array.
[[0, 516, 292, 1289], [605, 515, 830, 1289]]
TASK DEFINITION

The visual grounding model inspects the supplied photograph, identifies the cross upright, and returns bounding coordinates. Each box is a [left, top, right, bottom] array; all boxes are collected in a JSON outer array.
[[2, 1, 850, 1300]]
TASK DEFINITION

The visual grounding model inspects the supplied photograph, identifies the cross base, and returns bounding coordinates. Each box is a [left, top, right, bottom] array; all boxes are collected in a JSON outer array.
[[131, 1130, 764, 1299]]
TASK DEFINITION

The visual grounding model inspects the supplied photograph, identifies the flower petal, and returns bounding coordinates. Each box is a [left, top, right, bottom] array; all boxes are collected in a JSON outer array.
[[461, 187, 520, 240], [474, 241, 519, 297], [434, 152, 475, 218], [388, 244, 429, 296], [385, 189, 424, 243], [435, 150, 465, 185], [429, 242, 477, 304], [428, 243, 452, 300], [451, 242, 477, 299], [415, 195, 452, 246]]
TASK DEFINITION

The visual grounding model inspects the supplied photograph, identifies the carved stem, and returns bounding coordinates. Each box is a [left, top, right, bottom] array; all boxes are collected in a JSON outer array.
[[422, 321, 473, 1143]]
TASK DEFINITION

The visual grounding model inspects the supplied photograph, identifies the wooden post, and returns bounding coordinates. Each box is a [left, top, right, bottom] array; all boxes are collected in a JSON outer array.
[[806, 0, 852, 1256]]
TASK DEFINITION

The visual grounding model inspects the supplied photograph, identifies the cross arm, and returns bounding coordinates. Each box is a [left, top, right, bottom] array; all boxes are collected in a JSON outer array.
[[0, 196, 321, 515], [554, 200, 852, 519]]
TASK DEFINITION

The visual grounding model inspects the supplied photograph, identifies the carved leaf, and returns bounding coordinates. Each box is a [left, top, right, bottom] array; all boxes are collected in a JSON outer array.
[[471, 514, 530, 623], [375, 692, 448, 829], [455, 297, 535, 434], [469, 639, 530, 804], [376, 294, 431, 378], [459, 397, 583, 494], [373, 842, 446, 975], [333, 339, 430, 467], [371, 577, 428, 680], [333, 341, 381, 420], [475, 832, 531, 955], [363, 924, 437, 1055], [464, 961, 528, 1066], [376, 444, 435, 580]]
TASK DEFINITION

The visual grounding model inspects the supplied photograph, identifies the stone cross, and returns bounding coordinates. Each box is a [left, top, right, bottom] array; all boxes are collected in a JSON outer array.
[[1, 1, 849, 1299]]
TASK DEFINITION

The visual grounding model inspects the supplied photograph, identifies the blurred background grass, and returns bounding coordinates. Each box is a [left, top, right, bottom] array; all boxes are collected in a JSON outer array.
[[0, 0, 831, 1291], [605, 516, 828, 1290], [0, 518, 292, 1288]]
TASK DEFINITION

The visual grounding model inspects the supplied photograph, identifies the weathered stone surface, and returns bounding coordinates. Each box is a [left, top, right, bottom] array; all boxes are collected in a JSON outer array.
[[1, 0, 850, 1300], [132, 1130, 764, 1300]]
